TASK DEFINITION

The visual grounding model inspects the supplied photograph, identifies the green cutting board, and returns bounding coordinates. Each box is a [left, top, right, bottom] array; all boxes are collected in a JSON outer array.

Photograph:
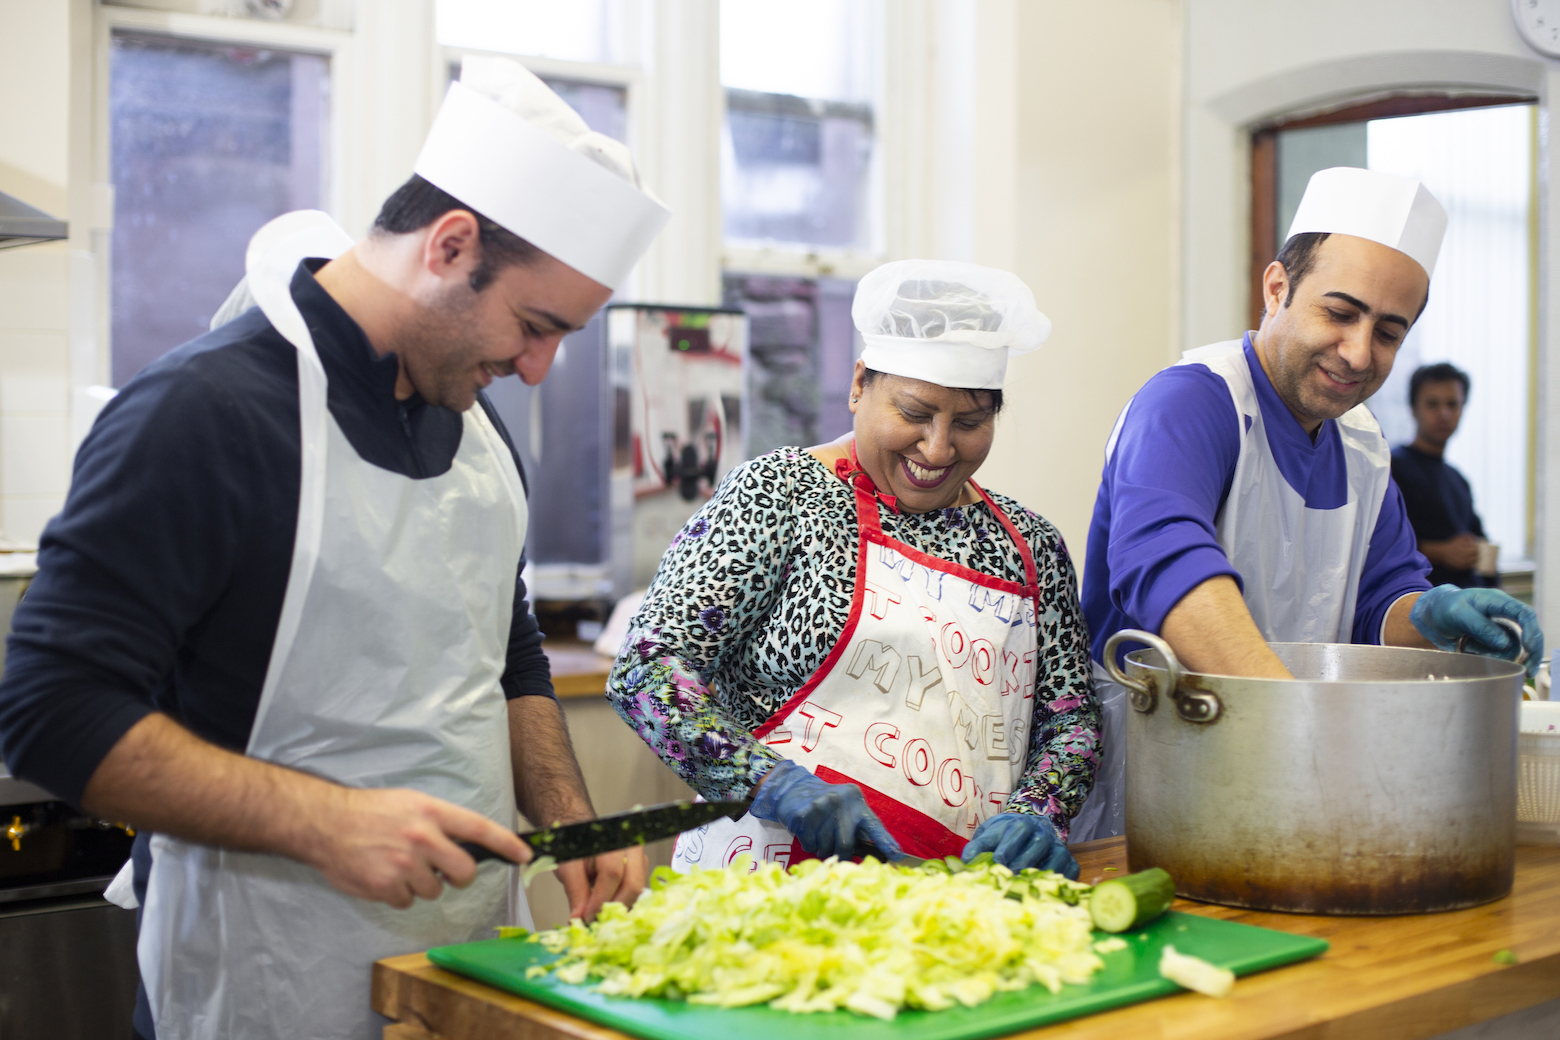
[[427, 911, 1328, 1040]]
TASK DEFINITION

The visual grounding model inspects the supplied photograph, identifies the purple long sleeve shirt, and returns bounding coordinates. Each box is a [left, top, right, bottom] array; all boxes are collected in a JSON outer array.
[[1082, 336, 1431, 665]]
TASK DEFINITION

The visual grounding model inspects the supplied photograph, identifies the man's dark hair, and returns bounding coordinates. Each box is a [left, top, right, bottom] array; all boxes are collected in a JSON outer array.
[[1409, 362, 1470, 408], [372, 174, 546, 292], [1272, 230, 1431, 321], [1273, 231, 1331, 306], [860, 366, 1005, 414]]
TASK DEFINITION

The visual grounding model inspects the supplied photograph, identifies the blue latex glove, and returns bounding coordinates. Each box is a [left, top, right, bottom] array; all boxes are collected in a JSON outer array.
[[1410, 585, 1544, 680], [749, 759, 904, 861], [962, 813, 1079, 879]]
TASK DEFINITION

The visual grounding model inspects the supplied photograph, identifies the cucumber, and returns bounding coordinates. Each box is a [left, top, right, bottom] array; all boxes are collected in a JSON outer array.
[[1089, 867, 1175, 933]]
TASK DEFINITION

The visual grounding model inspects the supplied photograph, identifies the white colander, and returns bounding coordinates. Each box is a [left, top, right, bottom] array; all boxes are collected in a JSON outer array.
[[1518, 700, 1560, 845]]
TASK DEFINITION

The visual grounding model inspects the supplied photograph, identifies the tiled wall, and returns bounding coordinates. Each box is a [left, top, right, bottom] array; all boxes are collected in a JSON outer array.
[[0, 246, 72, 545], [0, 0, 74, 546]]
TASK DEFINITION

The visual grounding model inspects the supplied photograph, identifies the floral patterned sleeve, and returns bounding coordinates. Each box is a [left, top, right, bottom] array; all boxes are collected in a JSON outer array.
[[998, 524, 1101, 840], [604, 460, 792, 801]]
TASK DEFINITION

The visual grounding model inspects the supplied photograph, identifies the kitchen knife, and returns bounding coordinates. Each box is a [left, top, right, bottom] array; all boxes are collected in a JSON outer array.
[[459, 799, 751, 865], [854, 838, 926, 868]]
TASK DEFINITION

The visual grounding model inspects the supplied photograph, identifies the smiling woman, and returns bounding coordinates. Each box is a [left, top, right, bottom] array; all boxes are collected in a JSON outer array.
[[605, 260, 1102, 881]]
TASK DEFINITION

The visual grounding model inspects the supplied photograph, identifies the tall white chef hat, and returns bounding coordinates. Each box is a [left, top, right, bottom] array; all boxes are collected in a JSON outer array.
[[413, 56, 670, 290], [852, 260, 1050, 392], [1286, 167, 1448, 279]]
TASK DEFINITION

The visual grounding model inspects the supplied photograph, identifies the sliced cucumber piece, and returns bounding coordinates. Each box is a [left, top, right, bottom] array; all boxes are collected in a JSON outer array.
[[1089, 867, 1174, 932]]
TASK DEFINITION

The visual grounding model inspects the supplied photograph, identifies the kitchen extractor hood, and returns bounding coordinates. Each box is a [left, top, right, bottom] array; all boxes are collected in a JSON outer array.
[[0, 191, 67, 250]]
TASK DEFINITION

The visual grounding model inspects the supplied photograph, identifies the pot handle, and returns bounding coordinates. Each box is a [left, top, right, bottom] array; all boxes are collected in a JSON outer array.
[[1456, 616, 1530, 667], [1103, 629, 1221, 723]]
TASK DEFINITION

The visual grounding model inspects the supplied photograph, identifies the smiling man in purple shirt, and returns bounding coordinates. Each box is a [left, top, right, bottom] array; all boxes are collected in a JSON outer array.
[[1072, 168, 1543, 841]]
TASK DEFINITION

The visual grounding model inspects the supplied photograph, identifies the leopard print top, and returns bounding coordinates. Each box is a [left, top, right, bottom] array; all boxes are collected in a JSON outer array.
[[604, 448, 1101, 837]]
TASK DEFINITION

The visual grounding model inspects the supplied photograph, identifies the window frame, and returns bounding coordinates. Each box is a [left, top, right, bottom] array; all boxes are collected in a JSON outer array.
[[94, 5, 349, 387], [716, 11, 887, 282]]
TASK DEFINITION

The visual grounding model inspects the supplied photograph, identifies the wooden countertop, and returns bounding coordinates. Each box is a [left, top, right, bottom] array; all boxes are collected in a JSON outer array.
[[372, 838, 1560, 1040], [542, 640, 612, 700]]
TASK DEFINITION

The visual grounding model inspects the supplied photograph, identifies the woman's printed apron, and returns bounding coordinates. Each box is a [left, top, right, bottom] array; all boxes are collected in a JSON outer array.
[[136, 211, 532, 1040], [1069, 336, 1393, 842], [673, 451, 1042, 870]]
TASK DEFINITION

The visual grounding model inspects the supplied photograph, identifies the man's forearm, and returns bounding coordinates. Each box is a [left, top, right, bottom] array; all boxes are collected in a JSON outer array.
[[81, 713, 337, 863], [1382, 592, 1433, 649], [1158, 576, 1291, 679], [82, 712, 533, 906], [508, 696, 594, 826]]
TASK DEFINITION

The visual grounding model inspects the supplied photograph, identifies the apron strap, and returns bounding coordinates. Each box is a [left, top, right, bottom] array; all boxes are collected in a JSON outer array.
[[972, 481, 1039, 591], [835, 444, 1040, 593], [836, 442, 896, 534]]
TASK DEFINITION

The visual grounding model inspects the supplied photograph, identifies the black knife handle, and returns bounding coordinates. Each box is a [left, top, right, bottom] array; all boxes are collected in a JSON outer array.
[[457, 840, 517, 865]]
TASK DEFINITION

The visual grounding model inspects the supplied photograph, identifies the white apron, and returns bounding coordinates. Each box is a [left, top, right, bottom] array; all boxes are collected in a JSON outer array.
[[136, 211, 532, 1040], [1070, 336, 1393, 841], [673, 451, 1042, 870]]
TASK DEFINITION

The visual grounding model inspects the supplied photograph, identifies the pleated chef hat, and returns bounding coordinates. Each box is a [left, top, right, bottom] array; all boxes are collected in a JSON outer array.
[[852, 260, 1050, 391], [413, 56, 670, 290], [1286, 167, 1448, 279]]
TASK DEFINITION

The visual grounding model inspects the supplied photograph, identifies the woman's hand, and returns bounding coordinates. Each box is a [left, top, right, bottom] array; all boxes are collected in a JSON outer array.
[[962, 813, 1078, 879], [749, 760, 903, 861]]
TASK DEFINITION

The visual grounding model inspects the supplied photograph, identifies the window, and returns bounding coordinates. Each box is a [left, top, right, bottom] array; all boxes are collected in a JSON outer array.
[[1367, 105, 1535, 565], [719, 0, 880, 251], [1252, 96, 1538, 567], [109, 31, 329, 387]]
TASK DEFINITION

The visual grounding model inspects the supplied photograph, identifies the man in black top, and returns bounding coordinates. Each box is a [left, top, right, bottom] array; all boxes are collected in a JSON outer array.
[[1390, 362, 1492, 588], [0, 57, 669, 1040]]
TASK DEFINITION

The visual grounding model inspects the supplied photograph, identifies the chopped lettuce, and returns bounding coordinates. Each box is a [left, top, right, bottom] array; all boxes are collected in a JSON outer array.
[[522, 855, 1102, 1020]]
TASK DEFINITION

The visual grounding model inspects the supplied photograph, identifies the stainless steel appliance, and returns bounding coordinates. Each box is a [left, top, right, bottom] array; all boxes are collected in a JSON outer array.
[[485, 304, 750, 604], [1108, 629, 1522, 915]]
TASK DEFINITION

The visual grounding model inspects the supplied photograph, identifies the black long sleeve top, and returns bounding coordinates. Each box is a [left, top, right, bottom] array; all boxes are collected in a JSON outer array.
[[0, 260, 554, 807]]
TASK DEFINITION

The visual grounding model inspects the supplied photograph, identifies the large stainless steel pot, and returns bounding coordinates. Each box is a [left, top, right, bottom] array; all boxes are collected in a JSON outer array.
[[1107, 627, 1525, 915]]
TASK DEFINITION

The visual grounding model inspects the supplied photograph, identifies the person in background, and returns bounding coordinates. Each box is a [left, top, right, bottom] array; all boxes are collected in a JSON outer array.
[[606, 260, 1100, 880], [1391, 363, 1494, 588]]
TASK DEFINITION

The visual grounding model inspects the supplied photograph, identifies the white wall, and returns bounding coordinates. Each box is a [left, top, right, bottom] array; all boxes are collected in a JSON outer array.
[[1182, 0, 1560, 639], [966, 0, 1184, 556], [0, 0, 87, 545]]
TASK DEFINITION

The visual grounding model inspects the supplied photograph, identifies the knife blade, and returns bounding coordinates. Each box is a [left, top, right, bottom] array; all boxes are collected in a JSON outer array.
[[459, 799, 751, 866], [853, 838, 926, 868]]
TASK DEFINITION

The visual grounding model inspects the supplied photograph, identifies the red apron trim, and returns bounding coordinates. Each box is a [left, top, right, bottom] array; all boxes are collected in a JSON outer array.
[[786, 765, 969, 866], [837, 443, 1039, 595], [836, 448, 898, 515], [755, 450, 1040, 739], [862, 527, 1032, 598], [750, 531, 872, 742], [975, 483, 1039, 589]]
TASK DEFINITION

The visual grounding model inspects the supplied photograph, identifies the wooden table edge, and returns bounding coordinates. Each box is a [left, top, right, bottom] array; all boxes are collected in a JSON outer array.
[[374, 954, 634, 1040]]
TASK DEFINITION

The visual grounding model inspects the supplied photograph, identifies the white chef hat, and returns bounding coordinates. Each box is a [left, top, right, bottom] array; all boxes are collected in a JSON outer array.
[[852, 260, 1050, 391], [1286, 167, 1447, 279], [413, 56, 670, 290]]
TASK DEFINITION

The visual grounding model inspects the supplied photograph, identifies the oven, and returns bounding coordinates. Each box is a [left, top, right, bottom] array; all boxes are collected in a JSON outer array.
[[0, 770, 139, 1038]]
